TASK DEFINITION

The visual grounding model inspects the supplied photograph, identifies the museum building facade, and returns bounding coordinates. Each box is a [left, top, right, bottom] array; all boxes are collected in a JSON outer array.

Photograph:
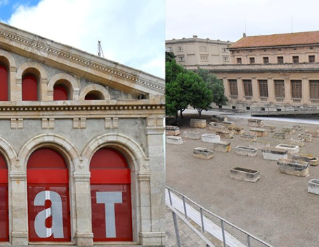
[[0, 22, 165, 246]]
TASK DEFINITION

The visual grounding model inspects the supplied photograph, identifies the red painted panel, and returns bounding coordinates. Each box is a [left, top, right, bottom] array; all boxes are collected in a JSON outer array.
[[0, 65, 8, 101], [91, 148, 128, 169], [54, 85, 68, 100], [0, 154, 6, 169], [0, 184, 8, 241], [91, 184, 132, 241], [90, 169, 130, 184], [22, 74, 38, 101], [28, 169, 68, 184], [28, 184, 71, 241], [28, 148, 66, 169]]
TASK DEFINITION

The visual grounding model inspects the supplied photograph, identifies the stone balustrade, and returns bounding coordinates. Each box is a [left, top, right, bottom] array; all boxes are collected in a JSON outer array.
[[275, 144, 299, 154], [277, 158, 309, 177], [190, 119, 206, 128], [165, 125, 180, 136], [292, 153, 319, 166], [212, 141, 231, 152], [249, 128, 267, 137], [193, 147, 214, 160], [235, 146, 257, 157], [261, 147, 288, 161], [183, 131, 201, 140], [230, 167, 260, 182], [240, 134, 257, 142], [248, 118, 264, 127], [308, 179, 319, 195], [201, 133, 220, 143], [166, 136, 183, 145]]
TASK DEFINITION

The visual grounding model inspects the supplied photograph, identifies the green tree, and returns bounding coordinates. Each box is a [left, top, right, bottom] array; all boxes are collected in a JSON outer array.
[[196, 68, 228, 106], [165, 51, 176, 63], [165, 57, 185, 84]]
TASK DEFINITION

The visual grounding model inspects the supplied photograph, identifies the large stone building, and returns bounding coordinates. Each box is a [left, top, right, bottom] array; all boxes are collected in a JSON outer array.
[[187, 31, 319, 112], [0, 22, 165, 246], [165, 35, 232, 66]]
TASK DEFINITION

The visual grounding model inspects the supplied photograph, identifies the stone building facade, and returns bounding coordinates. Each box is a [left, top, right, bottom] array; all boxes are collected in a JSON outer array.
[[165, 35, 232, 66], [0, 22, 165, 246], [186, 31, 319, 112]]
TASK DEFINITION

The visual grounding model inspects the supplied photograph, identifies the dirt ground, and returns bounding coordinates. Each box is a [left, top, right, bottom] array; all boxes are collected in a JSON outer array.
[[166, 112, 319, 247]]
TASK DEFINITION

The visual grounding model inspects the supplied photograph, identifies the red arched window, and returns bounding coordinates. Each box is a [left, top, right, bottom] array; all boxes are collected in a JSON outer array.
[[27, 148, 70, 242], [22, 74, 38, 101], [0, 154, 8, 241], [0, 64, 8, 101], [54, 85, 68, 100], [90, 148, 132, 242]]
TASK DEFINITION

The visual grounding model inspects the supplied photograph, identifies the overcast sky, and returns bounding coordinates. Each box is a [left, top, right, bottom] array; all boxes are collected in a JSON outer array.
[[166, 0, 319, 42], [0, 0, 165, 78]]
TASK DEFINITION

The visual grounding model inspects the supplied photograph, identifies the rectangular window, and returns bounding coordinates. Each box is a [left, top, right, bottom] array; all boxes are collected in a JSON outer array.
[[222, 56, 229, 62], [222, 48, 227, 52], [309, 55, 315, 63], [277, 56, 284, 64], [243, 80, 252, 97], [291, 80, 302, 98], [310, 80, 319, 99], [177, 46, 183, 52], [249, 57, 255, 64], [293, 56, 299, 63], [274, 80, 285, 98], [237, 58, 242, 64], [177, 56, 185, 62], [200, 55, 208, 61], [258, 80, 268, 97], [263, 57, 269, 64], [200, 46, 207, 52], [229, 80, 238, 96]]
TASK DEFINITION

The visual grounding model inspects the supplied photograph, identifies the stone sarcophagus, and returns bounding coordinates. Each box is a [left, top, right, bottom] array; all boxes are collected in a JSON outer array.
[[193, 147, 214, 160], [240, 134, 257, 142], [248, 118, 263, 127], [208, 122, 228, 132], [222, 120, 235, 129], [282, 127, 295, 135], [292, 153, 319, 166], [190, 119, 206, 128], [308, 179, 319, 195], [183, 131, 201, 140], [293, 124, 303, 131], [235, 146, 257, 157], [290, 137, 305, 147], [230, 167, 260, 182], [249, 128, 267, 137], [231, 126, 244, 135], [201, 133, 220, 143], [261, 147, 288, 161], [275, 144, 299, 154], [212, 141, 231, 152], [298, 133, 312, 142], [215, 130, 233, 139], [166, 136, 183, 145], [165, 125, 180, 136], [277, 158, 309, 177], [263, 125, 276, 132], [272, 132, 287, 139], [306, 129, 319, 137]]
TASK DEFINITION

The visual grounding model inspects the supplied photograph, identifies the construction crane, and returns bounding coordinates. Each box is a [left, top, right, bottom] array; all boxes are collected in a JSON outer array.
[[97, 41, 104, 58]]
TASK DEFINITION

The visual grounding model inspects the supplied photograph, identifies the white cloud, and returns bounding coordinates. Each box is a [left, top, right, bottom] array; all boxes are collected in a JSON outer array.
[[8, 0, 165, 78]]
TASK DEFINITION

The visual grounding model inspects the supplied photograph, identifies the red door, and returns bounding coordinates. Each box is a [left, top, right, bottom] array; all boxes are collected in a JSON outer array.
[[0, 154, 8, 241], [0, 64, 8, 101], [90, 148, 132, 241], [27, 148, 70, 242]]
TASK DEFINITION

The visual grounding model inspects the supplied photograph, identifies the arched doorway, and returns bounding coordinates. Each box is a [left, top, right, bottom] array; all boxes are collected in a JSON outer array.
[[90, 148, 132, 241], [27, 148, 71, 242], [0, 153, 8, 241]]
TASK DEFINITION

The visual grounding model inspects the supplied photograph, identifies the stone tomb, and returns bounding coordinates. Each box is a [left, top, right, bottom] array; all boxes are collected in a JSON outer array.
[[190, 119, 206, 128], [272, 132, 287, 139], [293, 124, 303, 131], [298, 133, 312, 142], [248, 141, 270, 150], [193, 147, 214, 160], [183, 131, 201, 140], [208, 122, 228, 132], [230, 167, 260, 182], [308, 179, 319, 195], [275, 144, 299, 154], [248, 118, 264, 127], [215, 130, 233, 139], [292, 153, 319, 166], [201, 133, 220, 143], [231, 126, 245, 135], [166, 136, 183, 145], [277, 158, 309, 177], [290, 137, 305, 147], [261, 147, 288, 161], [165, 125, 180, 136], [306, 129, 319, 137], [263, 125, 276, 132], [235, 146, 257, 157], [222, 120, 235, 129], [212, 141, 231, 152], [249, 128, 267, 137], [240, 134, 257, 142], [282, 127, 295, 135]]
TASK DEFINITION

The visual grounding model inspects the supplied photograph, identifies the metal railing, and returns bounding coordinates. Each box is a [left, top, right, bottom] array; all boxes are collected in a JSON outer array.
[[166, 186, 273, 247]]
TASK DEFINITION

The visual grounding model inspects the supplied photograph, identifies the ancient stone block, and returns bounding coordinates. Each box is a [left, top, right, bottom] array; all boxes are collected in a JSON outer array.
[[282, 127, 295, 135], [165, 125, 180, 136], [201, 133, 220, 143], [275, 144, 299, 154], [272, 132, 287, 139], [230, 167, 260, 182], [306, 129, 319, 137], [298, 133, 312, 142], [263, 125, 276, 132], [183, 131, 201, 140], [240, 134, 257, 142], [292, 153, 319, 166], [166, 136, 183, 145], [290, 137, 305, 147], [248, 118, 263, 127], [293, 124, 303, 131], [208, 122, 227, 132], [231, 126, 244, 135], [235, 146, 257, 157], [193, 147, 214, 160], [190, 119, 206, 128], [277, 158, 309, 177], [248, 141, 270, 150], [222, 121, 235, 129], [261, 147, 288, 161], [212, 141, 231, 152], [249, 128, 267, 137], [215, 130, 233, 139], [308, 179, 319, 195]]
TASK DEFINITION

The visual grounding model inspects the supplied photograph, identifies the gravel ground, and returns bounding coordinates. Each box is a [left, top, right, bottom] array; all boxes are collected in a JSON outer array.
[[166, 111, 319, 247]]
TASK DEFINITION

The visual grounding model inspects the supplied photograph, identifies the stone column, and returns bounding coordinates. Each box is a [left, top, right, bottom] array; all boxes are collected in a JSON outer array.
[[284, 77, 291, 104], [73, 172, 93, 246], [268, 77, 275, 103], [10, 68, 20, 101], [138, 171, 151, 233], [222, 77, 230, 99], [10, 171, 28, 245], [302, 76, 310, 104], [252, 76, 259, 102], [237, 77, 244, 101]]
